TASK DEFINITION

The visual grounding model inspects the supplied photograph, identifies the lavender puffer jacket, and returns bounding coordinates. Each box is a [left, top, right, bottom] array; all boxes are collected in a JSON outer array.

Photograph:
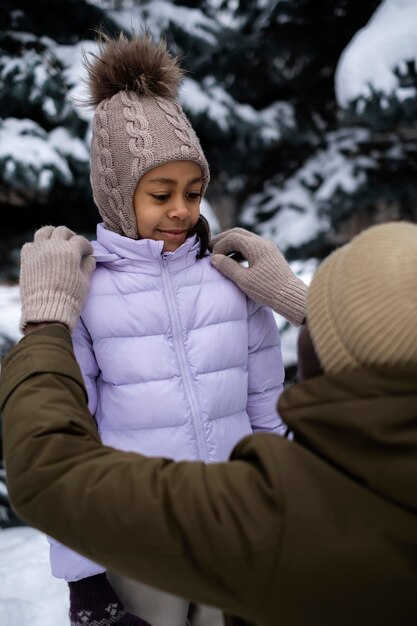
[[49, 224, 284, 581]]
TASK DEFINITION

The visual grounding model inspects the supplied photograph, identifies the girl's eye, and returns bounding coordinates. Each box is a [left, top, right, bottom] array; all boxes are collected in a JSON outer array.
[[186, 192, 202, 201], [152, 194, 169, 201]]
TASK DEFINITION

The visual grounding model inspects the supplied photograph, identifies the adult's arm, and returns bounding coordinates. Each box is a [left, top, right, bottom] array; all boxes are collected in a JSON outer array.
[[0, 325, 284, 622]]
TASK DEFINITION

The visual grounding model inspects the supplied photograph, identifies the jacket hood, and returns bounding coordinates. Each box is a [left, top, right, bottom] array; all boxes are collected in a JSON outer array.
[[92, 222, 202, 271], [278, 365, 417, 515]]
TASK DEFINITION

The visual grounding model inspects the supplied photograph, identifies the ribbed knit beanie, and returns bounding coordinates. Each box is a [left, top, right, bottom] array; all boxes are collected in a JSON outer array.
[[307, 221, 417, 373], [86, 31, 210, 239]]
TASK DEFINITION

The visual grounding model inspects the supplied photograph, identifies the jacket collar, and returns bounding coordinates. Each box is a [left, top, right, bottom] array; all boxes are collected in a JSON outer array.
[[279, 365, 417, 515], [92, 223, 202, 273]]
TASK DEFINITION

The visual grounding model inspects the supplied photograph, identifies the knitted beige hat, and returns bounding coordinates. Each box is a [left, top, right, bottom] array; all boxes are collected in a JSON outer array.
[[86, 31, 210, 239], [307, 221, 417, 373]]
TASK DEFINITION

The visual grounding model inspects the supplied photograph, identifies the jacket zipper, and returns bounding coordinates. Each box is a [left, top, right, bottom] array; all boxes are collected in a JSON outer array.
[[160, 254, 209, 462]]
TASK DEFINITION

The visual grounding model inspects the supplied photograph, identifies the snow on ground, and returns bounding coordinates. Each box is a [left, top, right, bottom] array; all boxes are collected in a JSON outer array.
[[0, 526, 70, 625]]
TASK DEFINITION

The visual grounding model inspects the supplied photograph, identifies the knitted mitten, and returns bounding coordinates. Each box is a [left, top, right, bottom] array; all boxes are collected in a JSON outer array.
[[211, 227, 307, 326], [19, 225, 95, 332], [68, 573, 152, 626]]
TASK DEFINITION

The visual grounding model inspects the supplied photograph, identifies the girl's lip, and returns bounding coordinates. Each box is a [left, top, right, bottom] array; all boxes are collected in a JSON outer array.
[[158, 229, 187, 233], [158, 229, 187, 240]]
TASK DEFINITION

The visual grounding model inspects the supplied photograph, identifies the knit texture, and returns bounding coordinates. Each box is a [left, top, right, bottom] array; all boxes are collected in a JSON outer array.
[[307, 221, 417, 373], [211, 227, 307, 326], [87, 33, 210, 239], [19, 226, 96, 332], [68, 574, 151, 626]]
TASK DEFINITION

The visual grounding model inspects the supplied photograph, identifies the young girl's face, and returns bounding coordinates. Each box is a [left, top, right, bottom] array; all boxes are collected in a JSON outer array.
[[133, 160, 203, 252]]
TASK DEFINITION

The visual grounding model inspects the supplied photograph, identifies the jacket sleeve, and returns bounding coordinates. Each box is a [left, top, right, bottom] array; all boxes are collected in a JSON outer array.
[[72, 316, 99, 416], [246, 299, 286, 434], [0, 326, 284, 621]]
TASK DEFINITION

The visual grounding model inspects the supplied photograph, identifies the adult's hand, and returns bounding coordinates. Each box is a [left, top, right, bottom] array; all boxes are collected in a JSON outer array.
[[211, 227, 307, 326], [20, 225, 95, 332]]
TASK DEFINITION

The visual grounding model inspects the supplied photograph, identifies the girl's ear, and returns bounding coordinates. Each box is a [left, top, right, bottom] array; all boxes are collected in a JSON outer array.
[[190, 215, 212, 258]]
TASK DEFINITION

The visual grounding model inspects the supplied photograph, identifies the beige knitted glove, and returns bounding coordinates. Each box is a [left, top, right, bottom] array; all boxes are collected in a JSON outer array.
[[211, 227, 307, 326], [20, 225, 96, 332]]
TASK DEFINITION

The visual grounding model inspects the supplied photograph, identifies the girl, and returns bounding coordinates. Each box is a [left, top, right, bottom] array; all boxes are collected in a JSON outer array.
[[50, 31, 285, 626]]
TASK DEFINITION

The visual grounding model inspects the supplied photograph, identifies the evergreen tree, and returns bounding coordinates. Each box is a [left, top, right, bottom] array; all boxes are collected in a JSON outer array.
[[0, 0, 120, 251], [2, 0, 416, 257], [232, 0, 417, 258]]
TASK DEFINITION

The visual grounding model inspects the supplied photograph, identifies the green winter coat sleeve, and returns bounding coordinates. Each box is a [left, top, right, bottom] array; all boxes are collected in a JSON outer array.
[[0, 326, 284, 624]]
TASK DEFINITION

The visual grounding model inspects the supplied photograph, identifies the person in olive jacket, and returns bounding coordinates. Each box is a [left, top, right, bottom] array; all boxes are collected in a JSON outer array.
[[1, 222, 417, 626]]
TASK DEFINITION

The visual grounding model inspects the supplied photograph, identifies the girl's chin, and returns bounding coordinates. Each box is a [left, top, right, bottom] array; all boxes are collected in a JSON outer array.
[[162, 239, 185, 252]]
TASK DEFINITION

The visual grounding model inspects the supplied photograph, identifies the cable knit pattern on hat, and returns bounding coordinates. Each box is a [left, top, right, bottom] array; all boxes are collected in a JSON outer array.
[[307, 221, 417, 373], [155, 96, 205, 161], [93, 102, 129, 236], [121, 91, 154, 178]]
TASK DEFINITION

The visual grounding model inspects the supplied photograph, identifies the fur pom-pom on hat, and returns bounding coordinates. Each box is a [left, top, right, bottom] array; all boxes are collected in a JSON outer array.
[[87, 30, 210, 240], [84, 30, 184, 106]]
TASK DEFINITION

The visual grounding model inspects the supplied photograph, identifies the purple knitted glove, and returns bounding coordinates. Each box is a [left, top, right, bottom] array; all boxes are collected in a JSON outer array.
[[68, 573, 152, 626]]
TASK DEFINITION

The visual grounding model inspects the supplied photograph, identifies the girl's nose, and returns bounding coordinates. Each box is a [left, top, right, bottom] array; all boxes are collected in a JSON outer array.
[[168, 198, 191, 219]]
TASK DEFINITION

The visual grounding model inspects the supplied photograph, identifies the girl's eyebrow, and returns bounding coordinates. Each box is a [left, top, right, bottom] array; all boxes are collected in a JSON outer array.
[[145, 177, 202, 185]]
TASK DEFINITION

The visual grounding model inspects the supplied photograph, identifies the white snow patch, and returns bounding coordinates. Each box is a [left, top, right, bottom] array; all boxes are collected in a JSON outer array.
[[259, 205, 327, 250], [49, 127, 90, 162], [201, 198, 220, 235], [0, 118, 73, 189], [0, 285, 22, 342], [182, 77, 294, 140], [0, 527, 70, 626], [53, 41, 98, 122], [335, 0, 417, 107], [109, 1, 220, 45], [181, 78, 231, 131], [243, 128, 374, 251]]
